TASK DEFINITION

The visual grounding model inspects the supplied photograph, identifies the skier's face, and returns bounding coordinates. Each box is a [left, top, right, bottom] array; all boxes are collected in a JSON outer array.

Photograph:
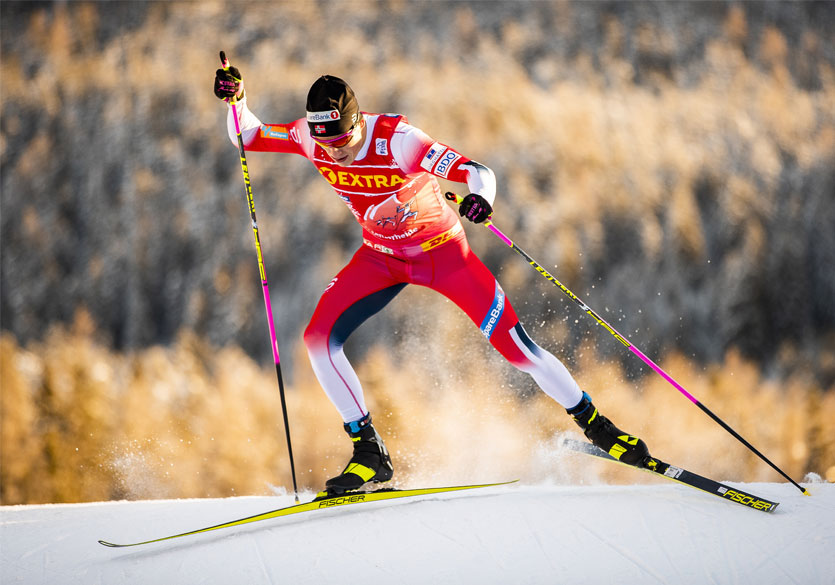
[[314, 119, 366, 166]]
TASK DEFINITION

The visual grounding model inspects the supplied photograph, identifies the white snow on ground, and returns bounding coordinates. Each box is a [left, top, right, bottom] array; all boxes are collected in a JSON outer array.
[[2, 478, 833, 585]]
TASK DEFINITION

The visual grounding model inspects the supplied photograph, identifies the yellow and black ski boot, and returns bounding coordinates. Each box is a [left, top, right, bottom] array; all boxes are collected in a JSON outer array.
[[319, 414, 393, 498], [567, 392, 650, 465]]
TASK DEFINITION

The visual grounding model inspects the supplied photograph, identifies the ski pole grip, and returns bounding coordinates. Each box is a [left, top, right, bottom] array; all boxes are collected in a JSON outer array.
[[218, 50, 241, 106], [445, 191, 463, 205]]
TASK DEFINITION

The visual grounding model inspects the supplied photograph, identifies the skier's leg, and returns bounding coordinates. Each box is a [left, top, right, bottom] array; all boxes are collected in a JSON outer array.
[[424, 237, 582, 407], [303, 247, 401, 493], [426, 238, 649, 464], [303, 246, 405, 422]]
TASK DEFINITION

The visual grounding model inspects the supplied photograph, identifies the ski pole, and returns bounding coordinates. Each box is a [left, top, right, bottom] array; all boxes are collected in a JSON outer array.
[[445, 192, 809, 495], [221, 51, 299, 502]]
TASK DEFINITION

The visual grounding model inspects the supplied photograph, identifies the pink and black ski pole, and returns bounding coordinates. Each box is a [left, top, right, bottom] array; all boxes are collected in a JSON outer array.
[[445, 192, 809, 495], [221, 51, 299, 502]]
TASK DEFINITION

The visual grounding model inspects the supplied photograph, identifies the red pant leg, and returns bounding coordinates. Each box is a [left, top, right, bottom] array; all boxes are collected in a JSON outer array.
[[421, 236, 583, 407], [303, 246, 406, 421]]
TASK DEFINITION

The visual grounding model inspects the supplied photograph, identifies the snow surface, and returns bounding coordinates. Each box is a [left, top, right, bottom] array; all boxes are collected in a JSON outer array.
[[2, 478, 833, 585]]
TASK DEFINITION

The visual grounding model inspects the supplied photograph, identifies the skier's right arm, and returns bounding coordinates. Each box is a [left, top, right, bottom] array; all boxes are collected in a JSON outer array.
[[214, 66, 309, 156]]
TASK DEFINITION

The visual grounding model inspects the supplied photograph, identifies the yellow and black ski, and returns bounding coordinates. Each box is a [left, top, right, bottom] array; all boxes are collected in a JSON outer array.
[[561, 437, 779, 513], [98, 480, 515, 548]]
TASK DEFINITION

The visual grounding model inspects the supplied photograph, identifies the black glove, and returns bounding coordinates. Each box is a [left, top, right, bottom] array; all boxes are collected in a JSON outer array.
[[458, 193, 493, 224], [214, 65, 243, 101]]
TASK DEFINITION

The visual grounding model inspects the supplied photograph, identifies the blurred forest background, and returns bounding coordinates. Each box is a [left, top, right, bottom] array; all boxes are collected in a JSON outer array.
[[1, 1, 834, 505]]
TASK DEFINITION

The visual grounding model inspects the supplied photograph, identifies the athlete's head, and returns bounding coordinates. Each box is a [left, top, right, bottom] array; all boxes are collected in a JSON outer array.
[[306, 75, 366, 166]]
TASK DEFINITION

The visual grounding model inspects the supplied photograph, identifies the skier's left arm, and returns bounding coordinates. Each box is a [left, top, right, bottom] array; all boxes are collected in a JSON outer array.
[[392, 122, 496, 223]]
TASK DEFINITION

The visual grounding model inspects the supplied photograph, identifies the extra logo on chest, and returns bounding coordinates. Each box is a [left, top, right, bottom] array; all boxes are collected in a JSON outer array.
[[317, 166, 408, 190]]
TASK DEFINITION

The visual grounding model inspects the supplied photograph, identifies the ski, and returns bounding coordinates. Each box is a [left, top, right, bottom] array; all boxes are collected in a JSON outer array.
[[560, 437, 779, 513], [98, 480, 515, 548]]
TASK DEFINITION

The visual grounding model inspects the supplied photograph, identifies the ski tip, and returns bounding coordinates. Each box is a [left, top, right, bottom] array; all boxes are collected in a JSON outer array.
[[98, 540, 119, 548]]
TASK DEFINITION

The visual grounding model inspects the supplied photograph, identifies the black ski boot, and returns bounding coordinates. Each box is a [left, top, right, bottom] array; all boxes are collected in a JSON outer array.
[[320, 413, 393, 497], [567, 392, 650, 465]]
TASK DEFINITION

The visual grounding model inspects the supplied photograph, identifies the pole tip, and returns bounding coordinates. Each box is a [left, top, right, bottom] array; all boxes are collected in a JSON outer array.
[[803, 488, 811, 496]]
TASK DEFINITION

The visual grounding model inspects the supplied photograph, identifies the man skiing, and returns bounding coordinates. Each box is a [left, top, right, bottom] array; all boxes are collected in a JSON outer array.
[[214, 65, 650, 496]]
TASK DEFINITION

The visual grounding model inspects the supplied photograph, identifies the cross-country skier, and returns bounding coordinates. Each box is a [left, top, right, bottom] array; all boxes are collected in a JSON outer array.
[[214, 65, 650, 496]]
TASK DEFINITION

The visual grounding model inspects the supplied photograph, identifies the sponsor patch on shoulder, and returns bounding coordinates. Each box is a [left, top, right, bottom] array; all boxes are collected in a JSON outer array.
[[261, 125, 289, 140], [375, 138, 388, 156], [420, 142, 447, 172]]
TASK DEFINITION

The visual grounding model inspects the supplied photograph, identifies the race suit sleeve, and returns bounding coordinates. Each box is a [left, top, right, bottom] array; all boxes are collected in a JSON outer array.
[[391, 121, 497, 205], [226, 97, 313, 157]]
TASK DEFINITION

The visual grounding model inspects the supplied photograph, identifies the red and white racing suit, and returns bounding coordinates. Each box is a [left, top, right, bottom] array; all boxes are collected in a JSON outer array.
[[227, 99, 583, 422]]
